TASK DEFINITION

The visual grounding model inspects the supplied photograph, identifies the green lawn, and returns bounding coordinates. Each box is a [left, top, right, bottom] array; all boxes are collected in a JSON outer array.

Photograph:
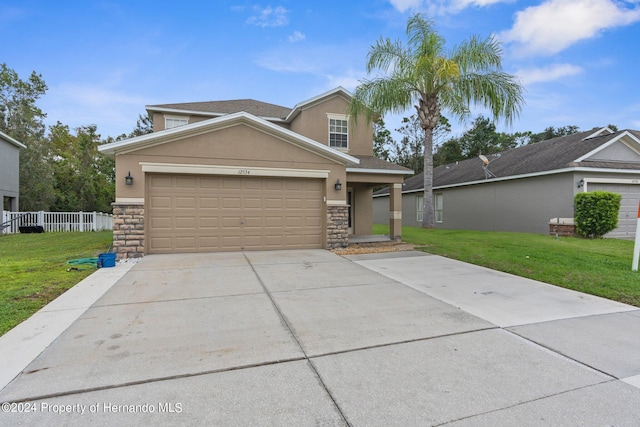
[[0, 231, 113, 335], [374, 225, 640, 307]]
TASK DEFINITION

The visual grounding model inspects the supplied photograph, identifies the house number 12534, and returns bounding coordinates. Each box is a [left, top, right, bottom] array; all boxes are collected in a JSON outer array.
[[238, 169, 251, 175]]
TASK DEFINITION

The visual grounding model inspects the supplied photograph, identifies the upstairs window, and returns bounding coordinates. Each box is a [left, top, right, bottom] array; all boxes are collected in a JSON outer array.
[[165, 116, 188, 129], [328, 115, 348, 149]]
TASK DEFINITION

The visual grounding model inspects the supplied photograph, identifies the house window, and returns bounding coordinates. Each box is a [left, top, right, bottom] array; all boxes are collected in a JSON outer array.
[[165, 116, 188, 129], [328, 115, 348, 148], [435, 193, 443, 223], [417, 193, 443, 223]]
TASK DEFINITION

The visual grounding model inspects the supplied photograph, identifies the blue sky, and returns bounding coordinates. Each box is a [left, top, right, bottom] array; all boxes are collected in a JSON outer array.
[[2, 0, 640, 141]]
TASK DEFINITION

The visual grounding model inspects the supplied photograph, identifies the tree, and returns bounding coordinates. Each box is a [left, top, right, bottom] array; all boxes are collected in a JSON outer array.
[[0, 63, 54, 210], [127, 113, 153, 138], [457, 115, 517, 158], [389, 114, 450, 174], [373, 117, 392, 161], [527, 125, 579, 144], [49, 123, 114, 213], [349, 13, 524, 227]]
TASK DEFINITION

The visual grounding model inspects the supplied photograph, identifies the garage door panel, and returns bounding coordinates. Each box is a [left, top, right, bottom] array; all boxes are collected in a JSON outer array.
[[244, 198, 263, 209], [149, 196, 172, 209], [175, 176, 197, 188], [199, 176, 220, 188], [222, 197, 242, 209], [147, 174, 323, 253], [175, 217, 196, 229]]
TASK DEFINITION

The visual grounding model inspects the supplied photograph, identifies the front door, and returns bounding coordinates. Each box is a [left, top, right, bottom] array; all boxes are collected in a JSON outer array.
[[347, 187, 354, 234]]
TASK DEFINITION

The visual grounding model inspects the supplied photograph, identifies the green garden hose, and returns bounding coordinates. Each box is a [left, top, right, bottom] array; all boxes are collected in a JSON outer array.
[[66, 242, 114, 271], [66, 257, 98, 271]]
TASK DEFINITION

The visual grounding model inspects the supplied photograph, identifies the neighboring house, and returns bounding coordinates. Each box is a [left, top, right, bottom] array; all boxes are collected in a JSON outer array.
[[0, 130, 26, 212], [99, 87, 410, 259], [373, 127, 640, 239]]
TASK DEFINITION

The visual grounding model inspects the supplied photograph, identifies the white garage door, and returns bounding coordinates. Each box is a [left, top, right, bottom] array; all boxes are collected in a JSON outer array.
[[589, 183, 640, 239], [146, 174, 323, 253]]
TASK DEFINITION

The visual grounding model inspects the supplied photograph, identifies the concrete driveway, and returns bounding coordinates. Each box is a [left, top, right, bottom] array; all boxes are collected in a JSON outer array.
[[1, 249, 640, 426]]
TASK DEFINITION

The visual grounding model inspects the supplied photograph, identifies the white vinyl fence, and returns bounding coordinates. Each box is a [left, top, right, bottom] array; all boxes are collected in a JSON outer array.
[[1, 211, 113, 234]]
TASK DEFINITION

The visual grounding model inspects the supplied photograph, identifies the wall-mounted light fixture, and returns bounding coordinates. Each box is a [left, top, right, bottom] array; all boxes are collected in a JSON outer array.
[[577, 179, 584, 189], [125, 171, 134, 186], [334, 179, 342, 191]]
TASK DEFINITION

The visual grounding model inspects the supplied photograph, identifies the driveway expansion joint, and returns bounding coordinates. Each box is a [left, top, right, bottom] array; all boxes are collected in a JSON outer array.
[[242, 251, 353, 427]]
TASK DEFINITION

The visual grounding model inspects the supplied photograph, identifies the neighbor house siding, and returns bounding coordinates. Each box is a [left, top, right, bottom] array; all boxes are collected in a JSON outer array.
[[434, 173, 574, 233], [0, 141, 21, 210]]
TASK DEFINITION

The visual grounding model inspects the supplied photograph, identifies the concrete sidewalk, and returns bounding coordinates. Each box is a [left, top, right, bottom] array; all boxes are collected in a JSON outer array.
[[1, 249, 639, 426]]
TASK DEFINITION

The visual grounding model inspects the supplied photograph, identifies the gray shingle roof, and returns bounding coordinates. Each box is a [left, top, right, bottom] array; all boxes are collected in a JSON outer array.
[[148, 99, 292, 119], [349, 156, 413, 173], [375, 128, 640, 195]]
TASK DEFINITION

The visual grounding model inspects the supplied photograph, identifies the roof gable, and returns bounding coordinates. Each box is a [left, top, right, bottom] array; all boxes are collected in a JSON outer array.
[[286, 87, 352, 122], [574, 131, 640, 163], [98, 111, 359, 166]]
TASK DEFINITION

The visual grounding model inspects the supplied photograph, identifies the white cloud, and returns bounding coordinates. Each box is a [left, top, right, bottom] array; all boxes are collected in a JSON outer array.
[[500, 0, 640, 56], [288, 31, 305, 42], [451, 0, 512, 11], [246, 5, 288, 27], [325, 70, 364, 92], [515, 63, 584, 85], [41, 83, 148, 137], [389, 0, 423, 13], [388, 0, 511, 14]]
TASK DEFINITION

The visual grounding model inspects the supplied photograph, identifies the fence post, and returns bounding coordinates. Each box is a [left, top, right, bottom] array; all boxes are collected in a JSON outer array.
[[79, 211, 84, 232], [38, 211, 44, 227], [92, 211, 97, 231]]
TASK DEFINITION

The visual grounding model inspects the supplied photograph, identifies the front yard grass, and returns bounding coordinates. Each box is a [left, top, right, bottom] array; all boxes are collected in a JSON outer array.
[[0, 231, 113, 336], [374, 225, 640, 307]]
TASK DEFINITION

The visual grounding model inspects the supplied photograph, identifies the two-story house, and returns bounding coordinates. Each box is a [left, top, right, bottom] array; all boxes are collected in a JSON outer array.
[[99, 87, 410, 259], [0, 130, 26, 212]]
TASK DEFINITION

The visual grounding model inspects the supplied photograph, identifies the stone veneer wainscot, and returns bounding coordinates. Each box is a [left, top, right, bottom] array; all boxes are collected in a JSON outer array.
[[112, 203, 145, 260], [326, 205, 349, 249]]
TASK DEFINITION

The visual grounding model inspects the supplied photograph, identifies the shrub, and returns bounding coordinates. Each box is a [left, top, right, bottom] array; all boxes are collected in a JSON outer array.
[[574, 191, 622, 238]]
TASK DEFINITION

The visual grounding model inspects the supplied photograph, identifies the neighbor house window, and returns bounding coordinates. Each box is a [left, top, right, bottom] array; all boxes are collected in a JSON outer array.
[[417, 194, 443, 223], [165, 116, 188, 129], [328, 114, 348, 149], [435, 193, 443, 223]]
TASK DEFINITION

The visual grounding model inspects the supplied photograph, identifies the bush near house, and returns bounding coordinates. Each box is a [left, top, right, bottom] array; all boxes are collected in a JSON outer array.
[[574, 191, 622, 238]]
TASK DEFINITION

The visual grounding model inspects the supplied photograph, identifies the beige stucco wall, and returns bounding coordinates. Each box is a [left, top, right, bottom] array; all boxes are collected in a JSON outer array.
[[352, 184, 374, 235], [115, 123, 347, 202], [289, 95, 373, 157]]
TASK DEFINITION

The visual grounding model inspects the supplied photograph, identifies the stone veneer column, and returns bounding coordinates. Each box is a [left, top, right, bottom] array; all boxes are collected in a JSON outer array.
[[326, 204, 349, 249], [112, 203, 145, 260]]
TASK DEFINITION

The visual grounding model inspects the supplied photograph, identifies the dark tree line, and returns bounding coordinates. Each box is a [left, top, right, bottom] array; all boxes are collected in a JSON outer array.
[[374, 113, 613, 172], [1, 63, 151, 212]]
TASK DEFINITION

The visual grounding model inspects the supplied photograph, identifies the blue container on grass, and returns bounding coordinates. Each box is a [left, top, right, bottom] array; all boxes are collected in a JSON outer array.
[[98, 252, 116, 268]]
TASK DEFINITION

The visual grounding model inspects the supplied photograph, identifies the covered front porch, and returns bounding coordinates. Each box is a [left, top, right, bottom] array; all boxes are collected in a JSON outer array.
[[345, 156, 411, 242]]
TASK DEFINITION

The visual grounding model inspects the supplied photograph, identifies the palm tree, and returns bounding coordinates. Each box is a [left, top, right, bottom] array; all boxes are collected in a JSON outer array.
[[349, 13, 524, 228]]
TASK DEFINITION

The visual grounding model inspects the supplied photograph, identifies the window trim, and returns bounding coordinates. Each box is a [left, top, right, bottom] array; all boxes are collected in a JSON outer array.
[[327, 113, 349, 150], [164, 115, 189, 130], [416, 193, 443, 223], [434, 193, 444, 223]]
